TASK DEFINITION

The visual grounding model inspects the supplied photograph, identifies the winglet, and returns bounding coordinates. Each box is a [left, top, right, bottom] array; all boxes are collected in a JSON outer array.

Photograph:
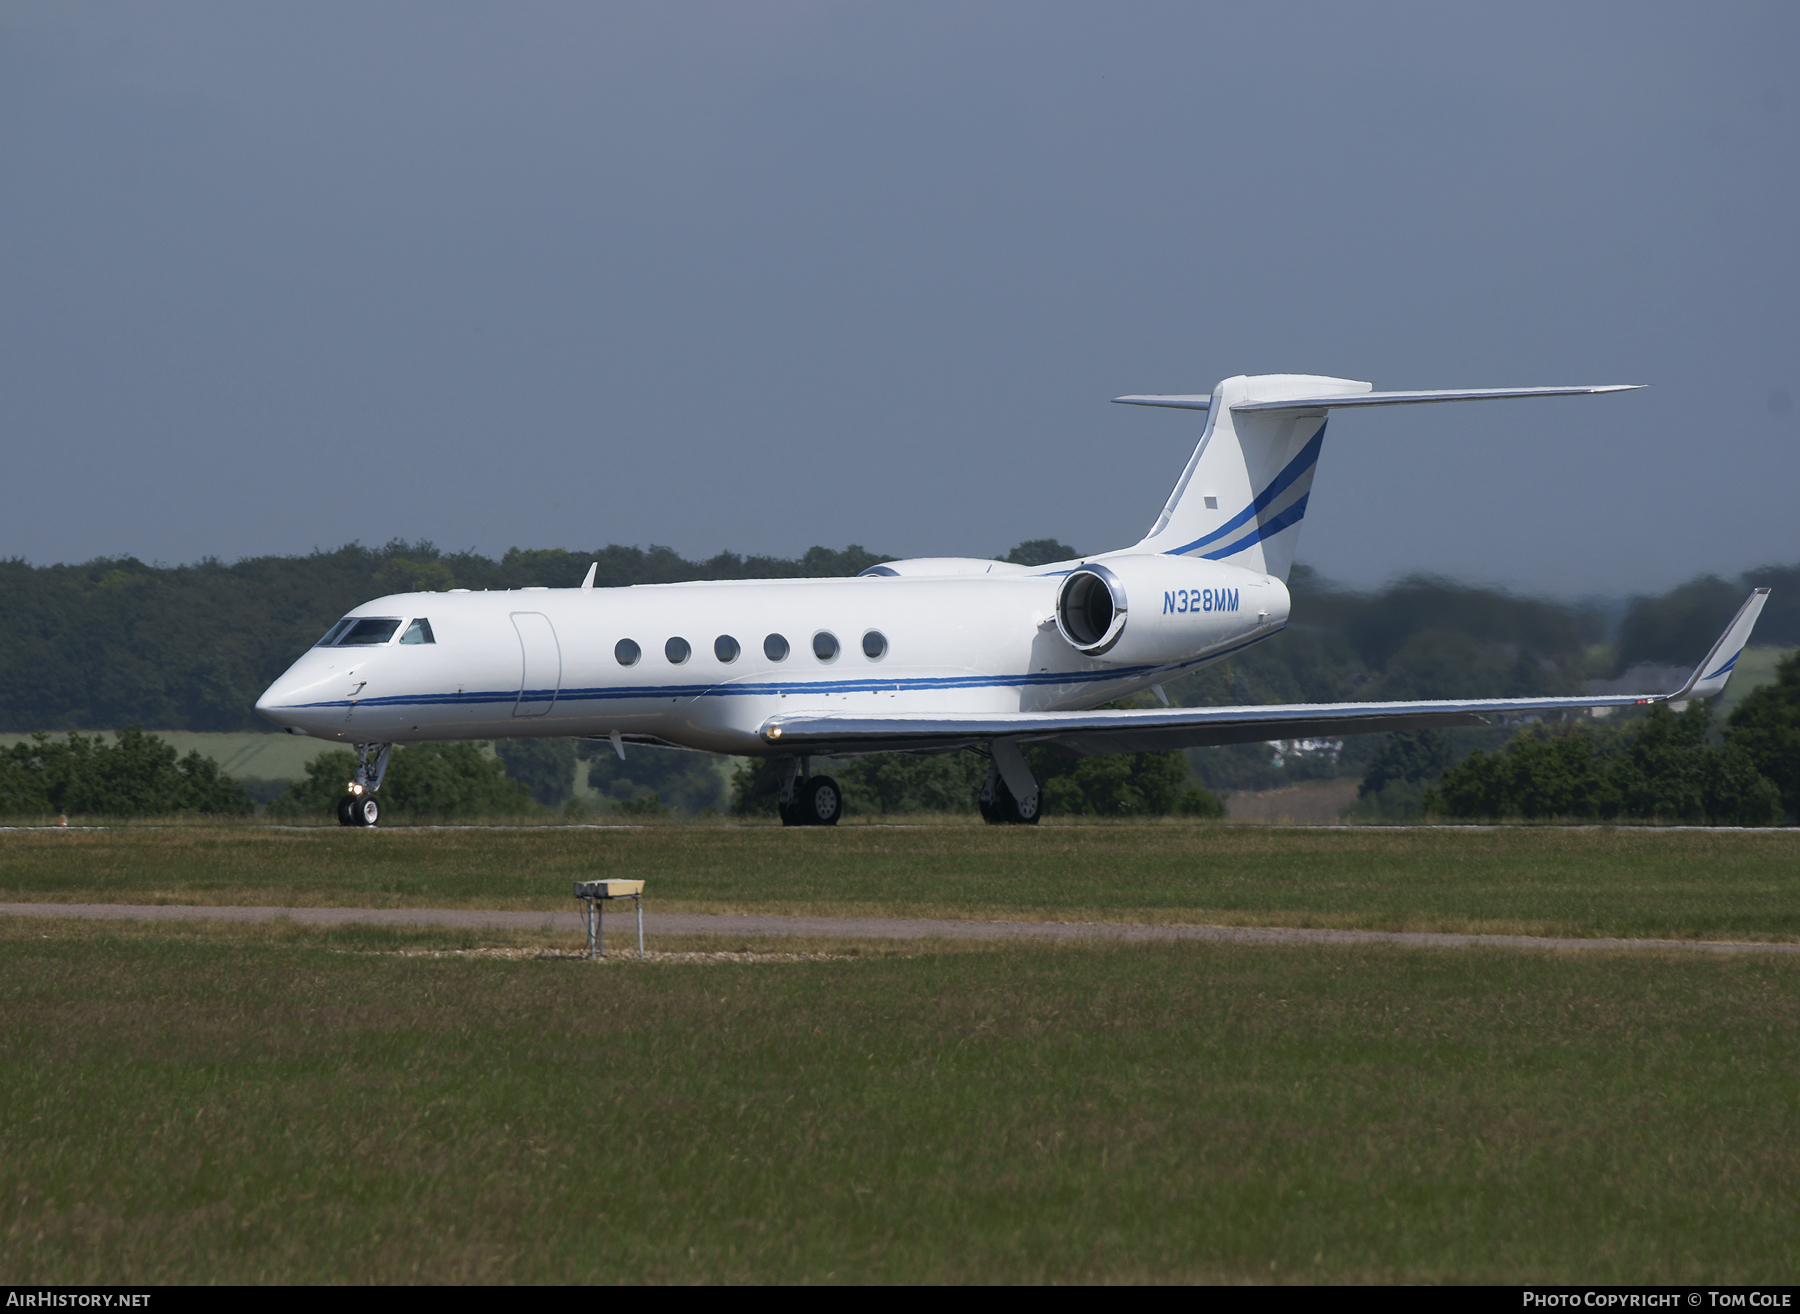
[[580, 562, 598, 590], [1666, 588, 1772, 702]]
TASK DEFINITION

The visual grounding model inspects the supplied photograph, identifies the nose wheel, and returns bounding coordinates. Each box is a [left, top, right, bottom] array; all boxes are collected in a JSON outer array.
[[337, 794, 381, 827]]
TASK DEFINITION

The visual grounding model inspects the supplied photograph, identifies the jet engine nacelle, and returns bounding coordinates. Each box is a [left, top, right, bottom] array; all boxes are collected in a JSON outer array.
[[1054, 556, 1289, 665]]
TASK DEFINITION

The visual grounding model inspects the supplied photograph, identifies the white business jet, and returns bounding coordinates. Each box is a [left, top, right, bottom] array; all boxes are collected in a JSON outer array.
[[255, 372, 1770, 827]]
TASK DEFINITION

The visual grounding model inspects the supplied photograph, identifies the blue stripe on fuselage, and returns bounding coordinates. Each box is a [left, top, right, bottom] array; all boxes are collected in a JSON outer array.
[[271, 630, 1282, 713]]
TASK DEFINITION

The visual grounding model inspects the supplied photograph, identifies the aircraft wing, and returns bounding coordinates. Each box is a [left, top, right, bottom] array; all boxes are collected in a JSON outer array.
[[760, 589, 1770, 758]]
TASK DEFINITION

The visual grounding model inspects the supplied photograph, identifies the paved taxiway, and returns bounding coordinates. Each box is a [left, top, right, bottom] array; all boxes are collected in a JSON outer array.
[[3, 902, 1798, 954]]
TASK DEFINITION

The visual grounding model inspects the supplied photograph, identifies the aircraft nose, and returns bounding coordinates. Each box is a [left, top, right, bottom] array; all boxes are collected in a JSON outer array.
[[255, 666, 330, 733], [254, 678, 297, 728]]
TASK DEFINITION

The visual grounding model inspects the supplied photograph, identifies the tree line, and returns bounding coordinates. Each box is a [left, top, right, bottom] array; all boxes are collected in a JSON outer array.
[[0, 537, 1794, 822], [0, 540, 891, 733], [3, 539, 1794, 738]]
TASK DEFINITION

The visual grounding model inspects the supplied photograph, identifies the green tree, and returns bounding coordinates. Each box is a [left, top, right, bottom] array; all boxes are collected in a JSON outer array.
[[1610, 703, 1780, 826], [833, 751, 988, 815], [1425, 704, 1779, 825], [1430, 730, 1622, 821], [375, 557, 456, 595], [1726, 650, 1800, 821], [1030, 746, 1223, 818], [0, 538, 902, 734], [1002, 540, 1078, 567], [270, 742, 532, 820], [728, 753, 985, 817], [728, 746, 1222, 819], [1614, 575, 1741, 673], [495, 738, 578, 808], [582, 742, 726, 816], [0, 727, 251, 817], [1342, 729, 1455, 821]]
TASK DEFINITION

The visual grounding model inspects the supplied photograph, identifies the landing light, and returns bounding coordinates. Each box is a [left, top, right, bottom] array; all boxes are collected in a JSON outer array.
[[347, 782, 364, 794], [767, 726, 782, 740]]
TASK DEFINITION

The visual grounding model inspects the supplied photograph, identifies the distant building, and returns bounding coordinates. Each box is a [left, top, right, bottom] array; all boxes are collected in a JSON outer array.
[[1266, 737, 1342, 768]]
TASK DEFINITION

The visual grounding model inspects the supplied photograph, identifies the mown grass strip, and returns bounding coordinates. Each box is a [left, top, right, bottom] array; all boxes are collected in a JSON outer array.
[[2, 823, 1797, 941], [2, 918, 1796, 1283]]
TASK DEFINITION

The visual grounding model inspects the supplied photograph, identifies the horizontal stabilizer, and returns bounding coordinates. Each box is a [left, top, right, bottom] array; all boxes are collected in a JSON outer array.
[[1112, 395, 1212, 411], [1231, 384, 1641, 415]]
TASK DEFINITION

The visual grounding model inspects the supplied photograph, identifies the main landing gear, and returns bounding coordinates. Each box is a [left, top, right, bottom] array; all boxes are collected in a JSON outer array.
[[777, 757, 842, 827], [978, 741, 1041, 825], [978, 776, 1040, 825], [336, 742, 393, 827], [764, 741, 1040, 827]]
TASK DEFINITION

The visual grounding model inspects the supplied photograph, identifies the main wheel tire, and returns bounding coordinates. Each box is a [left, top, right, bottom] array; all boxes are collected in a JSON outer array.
[[985, 779, 1041, 825], [802, 775, 842, 826], [778, 797, 805, 827]]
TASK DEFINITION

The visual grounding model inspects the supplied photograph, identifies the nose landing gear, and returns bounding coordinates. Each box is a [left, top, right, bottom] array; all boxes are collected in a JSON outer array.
[[336, 742, 393, 827], [337, 794, 381, 827]]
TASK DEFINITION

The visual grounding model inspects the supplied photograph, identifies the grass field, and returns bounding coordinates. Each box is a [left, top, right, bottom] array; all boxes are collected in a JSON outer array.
[[6, 824, 1798, 1283], [3, 916, 1796, 1283], [2, 823, 1797, 941]]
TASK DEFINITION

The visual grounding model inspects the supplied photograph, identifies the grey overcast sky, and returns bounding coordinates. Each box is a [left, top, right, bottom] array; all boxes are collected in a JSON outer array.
[[1, 2, 1794, 595]]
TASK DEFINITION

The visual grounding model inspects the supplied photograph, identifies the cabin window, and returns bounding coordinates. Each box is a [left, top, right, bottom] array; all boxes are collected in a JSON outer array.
[[314, 619, 353, 647], [764, 633, 789, 661], [812, 631, 839, 661], [665, 637, 691, 664], [336, 617, 403, 646], [400, 618, 436, 645], [714, 635, 740, 663], [862, 630, 887, 660], [615, 639, 641, 666]]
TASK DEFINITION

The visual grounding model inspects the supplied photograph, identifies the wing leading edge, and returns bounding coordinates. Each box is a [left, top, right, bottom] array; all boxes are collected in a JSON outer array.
[[760, 590, 1771, 758]]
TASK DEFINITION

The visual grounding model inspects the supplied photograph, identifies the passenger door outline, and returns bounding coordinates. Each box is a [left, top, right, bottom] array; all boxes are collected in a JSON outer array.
[[511, 612, 561, 718]]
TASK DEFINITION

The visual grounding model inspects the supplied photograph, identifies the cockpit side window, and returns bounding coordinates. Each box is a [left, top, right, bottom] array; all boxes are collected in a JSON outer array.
[[336, 617, 404, 646], [314, 619, 354, 647], [400, 618, 436, 645]]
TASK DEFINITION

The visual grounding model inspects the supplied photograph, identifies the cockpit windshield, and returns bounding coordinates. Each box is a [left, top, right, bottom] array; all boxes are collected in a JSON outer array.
[[314, 619, 353, 647], [400, 618, 435, 645], [335, 617, 404, 646]]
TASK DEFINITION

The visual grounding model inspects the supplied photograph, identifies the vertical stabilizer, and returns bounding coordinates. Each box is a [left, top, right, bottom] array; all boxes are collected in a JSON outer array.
[[1129, 373, 1367, 581]]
